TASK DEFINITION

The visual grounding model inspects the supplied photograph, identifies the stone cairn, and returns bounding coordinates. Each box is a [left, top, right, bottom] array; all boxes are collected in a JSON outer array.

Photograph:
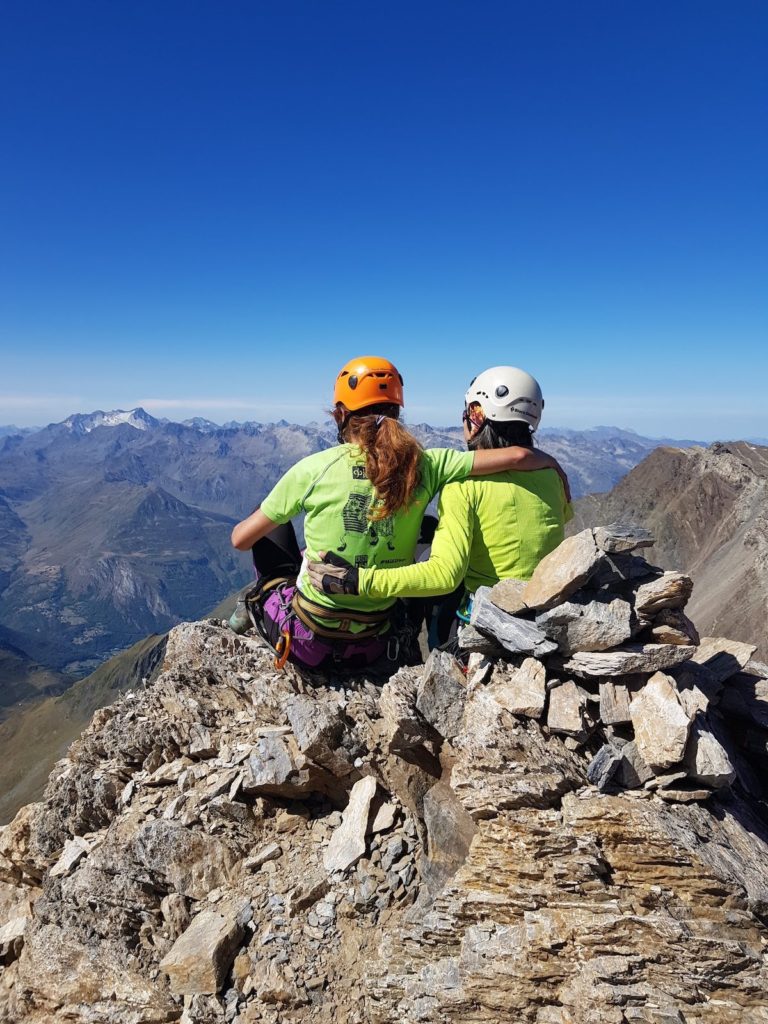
[[1, 523, 767, 1024], [459, 523, 754, 803]]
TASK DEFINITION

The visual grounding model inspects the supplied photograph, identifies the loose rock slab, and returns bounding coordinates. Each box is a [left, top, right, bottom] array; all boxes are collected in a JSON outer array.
[[489, 577, 528, 615], [556, 643, 695, 678], [323, 775, 377, 873], [630, 672, 691, 771], [690, 636, 757, 684], [470, 587, 558, 657], [522, 529, 603, 611], [594, 522, 655, 554], [599, 680, 633, 725], [536, 595, 633, 654], [485, 658, 547, 719], [417, 650, 467, 739], [547, 680, 592, 740], [49, 836, 90, 878], [633, 572, 693, 616], [684, 716, 736, 789], [160, 898, 252, 995]]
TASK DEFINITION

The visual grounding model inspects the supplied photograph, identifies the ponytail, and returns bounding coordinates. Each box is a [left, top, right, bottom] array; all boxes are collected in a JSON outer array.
[[341, 404, 422, 520]]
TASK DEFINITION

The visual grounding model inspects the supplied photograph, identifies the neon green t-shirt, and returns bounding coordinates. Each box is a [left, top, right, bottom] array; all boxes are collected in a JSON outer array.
[[259, 444, 474, 614], [358, 468, 572, 600]]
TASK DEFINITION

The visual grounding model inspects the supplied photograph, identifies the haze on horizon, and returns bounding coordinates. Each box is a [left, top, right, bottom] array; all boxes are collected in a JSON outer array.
[[1, 2, 766, 441]]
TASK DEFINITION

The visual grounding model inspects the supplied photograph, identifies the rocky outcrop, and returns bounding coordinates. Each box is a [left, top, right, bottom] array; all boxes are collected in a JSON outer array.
[[1, 526, 767, 1023]]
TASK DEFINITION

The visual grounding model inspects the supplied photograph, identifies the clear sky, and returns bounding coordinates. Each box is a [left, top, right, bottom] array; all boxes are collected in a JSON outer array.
[[1, 1, 766, 439]]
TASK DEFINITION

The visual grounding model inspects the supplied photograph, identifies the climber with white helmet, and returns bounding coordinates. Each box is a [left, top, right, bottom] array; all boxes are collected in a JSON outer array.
[[230, 357, 570, 671], [307, 365, 571, 645]]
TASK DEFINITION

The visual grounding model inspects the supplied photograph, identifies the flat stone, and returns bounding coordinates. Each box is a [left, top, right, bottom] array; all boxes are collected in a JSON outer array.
[[470, 587, 558, 657], [456, 624, 505, 657], [633, 572, 693, 617], [587, 553, 657, 590], [536, 595, 633, 654], [586, 744, 623, 790], [556, 643, 695, 678], [245, 842, 283, 869], [379, 667, 431, 753], [323, 775, 377, 874], [630, 672, 691, 771], [489, 577, 528, 615], [547, 680, 592, 740], [369, 800, 397, 835], [656, 783, 712, 804], [49, 836, 90, 878], [599, 680, 633, 725], [594, 522, 655, 554], [648, 608, 700, 646], [416, 650, 467, 739], [645, 770, 689, 790], [160, 898, 252, 995], [485, 657, 547, 719], [689, 636, 757, 684], [242, 734, 334, 798], [161, 893, 191, 939], [188, 725, 217, 758], [669, 661, 722, 717], [284, 694, 346, 767], [615, 741, 655, 788], [0, 914, 28, 961], [522, 529, 603, 611], [684, 715, 736, 789]]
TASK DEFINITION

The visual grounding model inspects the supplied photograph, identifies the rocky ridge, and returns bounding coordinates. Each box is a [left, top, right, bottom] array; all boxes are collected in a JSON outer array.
[[1, 525, 768, 1023]]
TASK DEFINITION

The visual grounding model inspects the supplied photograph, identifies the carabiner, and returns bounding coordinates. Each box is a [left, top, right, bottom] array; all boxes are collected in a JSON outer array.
[[274, 629, 292, 670]]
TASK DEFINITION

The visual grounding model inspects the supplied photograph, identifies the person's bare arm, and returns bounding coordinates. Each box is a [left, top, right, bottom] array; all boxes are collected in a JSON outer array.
[[231, 508, 279, 550], [469, 447, 571, 502]]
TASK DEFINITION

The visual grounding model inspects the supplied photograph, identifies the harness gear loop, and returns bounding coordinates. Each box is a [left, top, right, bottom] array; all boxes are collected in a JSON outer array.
[[274, 629, 291, 670]]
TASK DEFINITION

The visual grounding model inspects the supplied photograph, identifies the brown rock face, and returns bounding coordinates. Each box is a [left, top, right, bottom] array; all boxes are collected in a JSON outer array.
[[0, 561, 766, 1024], [570, 442, 768, 660]]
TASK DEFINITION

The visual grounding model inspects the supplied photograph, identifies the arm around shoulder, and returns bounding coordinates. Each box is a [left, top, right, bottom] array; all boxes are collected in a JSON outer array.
[[470, 447, 571, 501]]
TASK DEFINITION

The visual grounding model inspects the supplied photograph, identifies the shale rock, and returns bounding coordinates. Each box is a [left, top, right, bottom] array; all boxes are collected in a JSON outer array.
[[522, 528, 603, 610], [416, 649, 467, 739], [557, 642, 695, 678], [160, 897, 252, 995], [536, 593, 633, 654], [594, 521, 655, 553], [470, 587, 558, 657], [630, 672, 691, 770], [633, 570, 694, 616], [484, 657, 547, 719], [488, 576, 528, 614], [1, 531, 766, 1024]]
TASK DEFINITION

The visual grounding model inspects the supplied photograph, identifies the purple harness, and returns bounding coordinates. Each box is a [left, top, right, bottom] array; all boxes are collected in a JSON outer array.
[[260, 581, 389, 669]]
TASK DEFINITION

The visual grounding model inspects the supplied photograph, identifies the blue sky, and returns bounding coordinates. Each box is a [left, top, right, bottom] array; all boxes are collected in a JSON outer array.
[[1, 1, 766, 439]]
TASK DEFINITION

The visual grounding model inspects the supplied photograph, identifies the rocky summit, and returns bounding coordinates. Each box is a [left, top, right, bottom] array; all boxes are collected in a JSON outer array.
[[2, 525, 768, 1024]]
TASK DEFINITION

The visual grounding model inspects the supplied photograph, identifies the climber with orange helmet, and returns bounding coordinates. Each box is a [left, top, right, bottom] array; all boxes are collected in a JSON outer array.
[[230, 356, 569, 671]]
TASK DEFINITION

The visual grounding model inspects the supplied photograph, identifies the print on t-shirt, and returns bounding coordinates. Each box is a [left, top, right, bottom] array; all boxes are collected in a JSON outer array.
[[338, 490, 395, 552]]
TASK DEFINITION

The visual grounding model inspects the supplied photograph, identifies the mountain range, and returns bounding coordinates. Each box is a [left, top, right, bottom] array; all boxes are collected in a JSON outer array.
[[0, 408, 704, 681]]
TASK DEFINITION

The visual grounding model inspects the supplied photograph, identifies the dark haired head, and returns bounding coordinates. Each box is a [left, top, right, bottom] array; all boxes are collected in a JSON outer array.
[[467, 418, 534, 451]]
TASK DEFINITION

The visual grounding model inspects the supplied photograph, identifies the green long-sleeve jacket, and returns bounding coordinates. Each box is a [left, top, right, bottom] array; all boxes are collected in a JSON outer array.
[[358, 467, 572, 600]]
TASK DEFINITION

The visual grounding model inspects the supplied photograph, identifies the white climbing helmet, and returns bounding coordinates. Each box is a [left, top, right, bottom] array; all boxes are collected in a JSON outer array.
[[464, 366, 544, 431]]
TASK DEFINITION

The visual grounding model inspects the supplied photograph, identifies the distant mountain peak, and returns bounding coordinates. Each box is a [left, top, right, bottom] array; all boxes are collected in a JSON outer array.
[[61, 408, 159, 434]]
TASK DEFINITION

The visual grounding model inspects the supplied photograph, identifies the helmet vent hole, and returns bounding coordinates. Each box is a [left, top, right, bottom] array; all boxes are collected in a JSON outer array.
[[495, 385, 509, 398], [348, 375, 358, 390]]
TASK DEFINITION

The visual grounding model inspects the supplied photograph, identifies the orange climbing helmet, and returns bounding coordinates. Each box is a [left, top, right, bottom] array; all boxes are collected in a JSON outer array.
[[333, 356, 404, 411]]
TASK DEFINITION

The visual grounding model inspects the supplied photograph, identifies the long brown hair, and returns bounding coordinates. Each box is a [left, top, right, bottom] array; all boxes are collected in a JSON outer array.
[[340, 403, 422, 520]]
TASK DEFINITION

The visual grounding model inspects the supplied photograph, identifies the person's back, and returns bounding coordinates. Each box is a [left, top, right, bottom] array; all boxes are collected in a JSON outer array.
[[454, 465, 568, 592]]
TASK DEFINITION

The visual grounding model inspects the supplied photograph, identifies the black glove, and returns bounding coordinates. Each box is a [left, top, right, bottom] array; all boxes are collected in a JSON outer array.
[[306, 551, 360, 596]]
